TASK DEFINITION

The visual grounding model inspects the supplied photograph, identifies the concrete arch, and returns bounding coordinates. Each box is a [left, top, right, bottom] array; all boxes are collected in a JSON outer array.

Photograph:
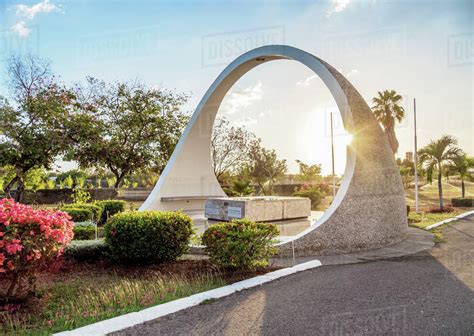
[[141, 45, 407, 255]]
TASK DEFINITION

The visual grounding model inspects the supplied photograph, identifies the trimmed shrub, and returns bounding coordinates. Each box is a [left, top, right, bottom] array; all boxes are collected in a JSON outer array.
[[293, 184, 325, 210], [0, 199, 74, 302], [62, 203, 103, 223], [95, 200, 127, 224], [60, 207, 94, 222], [73, 222, 96, 240], [451, 198, 474, 207], [202, 219, 279, 270], [64, 239, 108, 262], [104, 211, 193, 264]]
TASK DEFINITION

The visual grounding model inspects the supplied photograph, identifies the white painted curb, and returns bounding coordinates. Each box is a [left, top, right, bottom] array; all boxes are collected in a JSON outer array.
[[425, 210, 474, 230], [54, 259, 322, 336]]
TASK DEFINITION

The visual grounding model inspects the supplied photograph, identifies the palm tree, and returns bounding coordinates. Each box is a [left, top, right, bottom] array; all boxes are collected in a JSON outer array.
[[231, 180, 254, 197], [449, 154, 474, 198], [371, 90, 405, 154], [418, 135, 462, 210]]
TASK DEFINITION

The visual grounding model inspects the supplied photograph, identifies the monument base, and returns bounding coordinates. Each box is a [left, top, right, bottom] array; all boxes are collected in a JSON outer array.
[[204, 196, 311, 222]]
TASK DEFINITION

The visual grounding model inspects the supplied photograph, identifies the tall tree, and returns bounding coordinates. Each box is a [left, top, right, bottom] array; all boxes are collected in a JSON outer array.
[[418, 135, 461, 210], [371, 90, 405, 154], [295, 160, 322, 184], [449, 154, 474, 198], [211, 117, 258, 183], [70, 78, 189, 188], [0, 55, 74, 202], [245, 142, 287, 195]]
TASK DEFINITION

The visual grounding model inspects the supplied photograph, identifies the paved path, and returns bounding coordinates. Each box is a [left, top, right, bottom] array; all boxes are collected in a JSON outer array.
[[113, 217, 474, 336]]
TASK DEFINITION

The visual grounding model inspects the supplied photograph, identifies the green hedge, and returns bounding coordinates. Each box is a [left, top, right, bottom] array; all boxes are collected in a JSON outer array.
[[452, 198, 474, 207], [104, 211, 194, 264], [62, 203, 103, 223], [61, 207, 94, 222], [95, 200, 127, 224], [202, 219, 279, 270], [293, 186, 325, 210], [64, 239, 109, 262], [73, 222, 96, 240]]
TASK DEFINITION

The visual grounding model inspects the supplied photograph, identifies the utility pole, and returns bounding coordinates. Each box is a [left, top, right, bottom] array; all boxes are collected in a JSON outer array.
[[330, 112, 336, 198], [413, 98, 419, 213]]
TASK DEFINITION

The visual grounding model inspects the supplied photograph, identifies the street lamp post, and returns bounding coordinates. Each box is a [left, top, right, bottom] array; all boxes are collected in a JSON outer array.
[[414, 98, 419, 213], [330, 112, 336, 198]]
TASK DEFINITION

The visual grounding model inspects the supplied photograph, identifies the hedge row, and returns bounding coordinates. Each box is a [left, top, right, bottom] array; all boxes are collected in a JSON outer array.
[[61, 200, 126, 224], [452, 198, 474, 207], [73, 222, 97, 240], [65, 209, 280, 270]]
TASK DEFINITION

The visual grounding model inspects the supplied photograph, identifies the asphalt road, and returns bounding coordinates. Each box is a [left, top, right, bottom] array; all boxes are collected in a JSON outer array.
[[113, 216, 474, 336]]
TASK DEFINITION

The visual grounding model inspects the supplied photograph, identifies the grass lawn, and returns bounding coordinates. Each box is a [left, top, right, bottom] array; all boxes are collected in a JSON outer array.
[[0, 259, 271, 335], [408, 210, 470, 229], [405, 179, 474, 208]]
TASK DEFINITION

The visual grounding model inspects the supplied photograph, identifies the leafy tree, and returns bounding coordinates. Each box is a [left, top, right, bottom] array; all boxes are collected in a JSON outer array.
[[245, 142, 287, 195], [56, 169, 88, 188], [418, 135, 461, 210], [211, 117, 259, 183], [224, 180, 254, 197], [295, 160, 322, 184], [0, 55, 74, 201], [396, 158, 415, 189], [448, 154, 474, 198], [69, 78, 189, 188], [23, 168, 47, 191], [371, 90, 405, 154]]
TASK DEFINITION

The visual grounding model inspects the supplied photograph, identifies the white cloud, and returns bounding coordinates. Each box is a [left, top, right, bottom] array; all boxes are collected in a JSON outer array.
[[298, 69, 358, 86], [345, 69, 358, 77], [234, 116, 258, 127], [16, 0, 58, 20], [11, 0, 60, 38], [221, 81, 264, 115], [296, 74, 317, 86], [327, 0, 352, 17], [11, 21, 31, 37]]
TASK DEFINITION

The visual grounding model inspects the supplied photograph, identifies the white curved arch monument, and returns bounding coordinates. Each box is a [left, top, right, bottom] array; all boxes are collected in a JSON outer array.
[[142, 45, 407, 255]]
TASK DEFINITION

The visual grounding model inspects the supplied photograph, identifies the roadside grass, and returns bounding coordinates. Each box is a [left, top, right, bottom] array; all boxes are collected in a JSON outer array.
[[408, 210, 468, 230], [1, 267, 225, 335]]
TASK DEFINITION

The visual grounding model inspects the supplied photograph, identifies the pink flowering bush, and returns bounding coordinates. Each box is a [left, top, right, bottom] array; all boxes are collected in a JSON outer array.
[[0, 199, 74, 302]]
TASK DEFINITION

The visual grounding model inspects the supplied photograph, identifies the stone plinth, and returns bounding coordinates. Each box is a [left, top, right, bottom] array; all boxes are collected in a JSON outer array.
[[205, 197, 311, 222]]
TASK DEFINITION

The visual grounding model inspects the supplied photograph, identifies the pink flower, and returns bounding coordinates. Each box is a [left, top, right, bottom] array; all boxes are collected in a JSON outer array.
[[5, 240, 23, 255], [0, 199, 73, 275]]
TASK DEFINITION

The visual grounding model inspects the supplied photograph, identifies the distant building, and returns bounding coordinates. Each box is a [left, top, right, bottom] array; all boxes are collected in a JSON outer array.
[[405, 151, 414, 163]]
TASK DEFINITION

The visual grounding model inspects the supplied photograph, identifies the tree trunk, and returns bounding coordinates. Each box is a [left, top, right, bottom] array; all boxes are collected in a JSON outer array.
[[114, 173, 125, 189], [4, 175, 19, 198], [438, 171, 443, 210], [385, 128, 399, 154], [461, 178, 465, 198], [14, 179, 26, 203]]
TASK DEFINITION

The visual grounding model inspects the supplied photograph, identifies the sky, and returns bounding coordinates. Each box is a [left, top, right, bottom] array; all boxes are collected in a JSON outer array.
[[0, 0, 472, 175]]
